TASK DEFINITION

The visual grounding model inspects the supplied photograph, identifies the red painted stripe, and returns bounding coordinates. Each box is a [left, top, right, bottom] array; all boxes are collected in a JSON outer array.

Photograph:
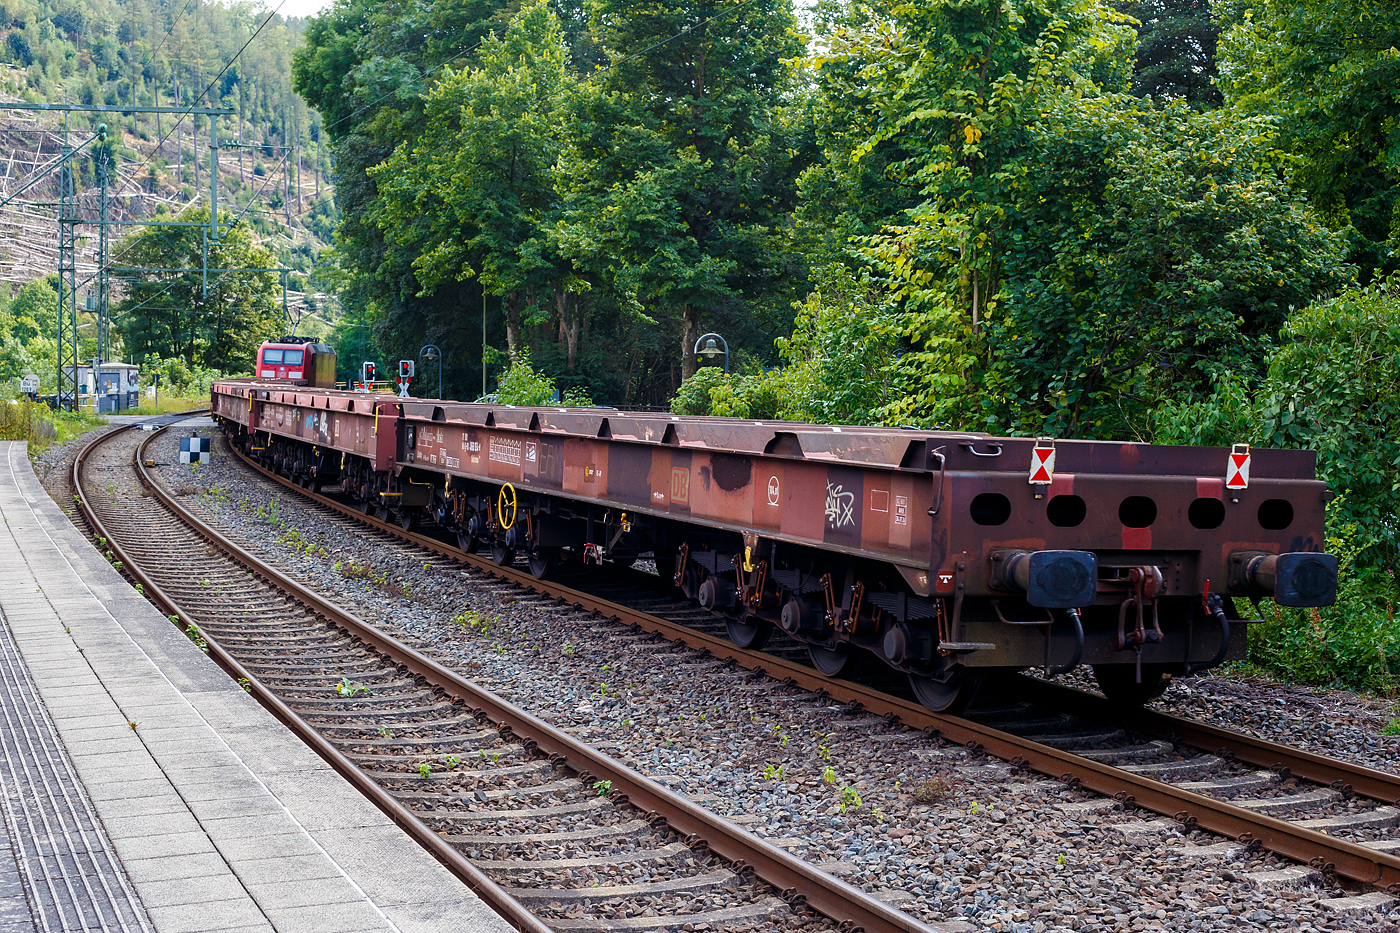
[[1122, 526, 1152, 550]]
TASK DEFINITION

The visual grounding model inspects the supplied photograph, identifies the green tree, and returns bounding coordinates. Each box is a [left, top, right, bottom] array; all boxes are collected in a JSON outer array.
[[7, 276, 60, 343], [371, 1, 573, 359], [555, 0, 806, 380], [1217, 0, 1400, 278], [112, 208, 282, 372], [1114, 0, 1222, 107], [291, 0, 516, 396], [791, 1, 914, 275], [835, 0, 1136, 429], [984, 98, 1350, 437]]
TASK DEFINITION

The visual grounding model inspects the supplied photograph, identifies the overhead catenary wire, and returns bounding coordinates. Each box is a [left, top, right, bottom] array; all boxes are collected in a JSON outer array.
[[108, 147, 293, 323]]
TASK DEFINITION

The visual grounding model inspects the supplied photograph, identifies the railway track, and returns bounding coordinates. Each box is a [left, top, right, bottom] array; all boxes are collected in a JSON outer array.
[[211, 424, 1400, 905], [73, 418, 931, 933]]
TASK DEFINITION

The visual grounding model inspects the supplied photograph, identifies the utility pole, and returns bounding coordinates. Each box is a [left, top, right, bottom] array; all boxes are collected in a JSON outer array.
[[96, 126, 110, 394], [57, 119, 79, 410]]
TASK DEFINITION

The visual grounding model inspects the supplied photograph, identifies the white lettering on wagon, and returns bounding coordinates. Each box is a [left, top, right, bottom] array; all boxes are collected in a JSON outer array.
[[489, 436, 522, 467]]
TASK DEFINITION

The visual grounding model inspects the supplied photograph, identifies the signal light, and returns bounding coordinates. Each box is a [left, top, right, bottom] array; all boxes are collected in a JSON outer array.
[[362, 361, 376, 384], [398, 360, 414, 379]]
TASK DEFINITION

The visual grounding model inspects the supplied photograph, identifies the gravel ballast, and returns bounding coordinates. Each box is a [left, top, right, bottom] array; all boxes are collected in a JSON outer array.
[[49, 423, 1400, 933]]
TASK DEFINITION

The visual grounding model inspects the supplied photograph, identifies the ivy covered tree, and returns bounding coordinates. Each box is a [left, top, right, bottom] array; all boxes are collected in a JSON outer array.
[[827, 0, 1136, 428]]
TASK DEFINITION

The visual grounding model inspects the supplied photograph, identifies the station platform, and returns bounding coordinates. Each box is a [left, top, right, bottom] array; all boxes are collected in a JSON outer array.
[[0, 440, 516, 933]]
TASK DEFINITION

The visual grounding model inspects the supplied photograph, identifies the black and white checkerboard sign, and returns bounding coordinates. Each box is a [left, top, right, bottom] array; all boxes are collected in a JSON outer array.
[[179, 436, 211, 464]]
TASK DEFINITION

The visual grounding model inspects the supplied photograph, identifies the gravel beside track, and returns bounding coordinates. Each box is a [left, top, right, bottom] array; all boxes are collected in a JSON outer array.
[[76, 424, 863, 933], [54, 424, 1400, 933]]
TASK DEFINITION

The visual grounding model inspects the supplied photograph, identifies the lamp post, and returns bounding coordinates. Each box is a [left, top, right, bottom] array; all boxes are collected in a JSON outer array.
[[693, 333, 729, 373], [419, 344, 442, 399]]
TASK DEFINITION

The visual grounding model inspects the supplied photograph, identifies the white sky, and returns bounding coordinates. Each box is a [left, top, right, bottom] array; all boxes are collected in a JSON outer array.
[[266, 0, 335, 20]]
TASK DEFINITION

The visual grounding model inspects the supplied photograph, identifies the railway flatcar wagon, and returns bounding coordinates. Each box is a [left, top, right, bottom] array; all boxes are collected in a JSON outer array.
[[211, 382, 398, 490], [212, 374, 1338, 713]]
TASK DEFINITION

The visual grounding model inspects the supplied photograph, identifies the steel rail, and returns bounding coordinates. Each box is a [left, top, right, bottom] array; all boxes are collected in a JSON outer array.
[[73, 422, 552, 933], [105, 422, 938, 933], [225, 439, 1400, 894], [1015, 678, 1400, 805]]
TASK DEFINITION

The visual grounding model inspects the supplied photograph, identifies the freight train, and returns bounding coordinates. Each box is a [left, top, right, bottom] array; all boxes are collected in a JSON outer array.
[[211, 350, 1337, 712]]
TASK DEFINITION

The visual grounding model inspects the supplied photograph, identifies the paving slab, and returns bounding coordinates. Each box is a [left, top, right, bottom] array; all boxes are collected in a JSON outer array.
[[0, 439, 516, 933]]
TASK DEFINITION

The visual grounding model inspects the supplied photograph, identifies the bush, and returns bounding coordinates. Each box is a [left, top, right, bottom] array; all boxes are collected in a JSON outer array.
[[0, 398, 56, 444], [141, 355, 230, 400], [0, 398, 100, 453], [1245, 498, 1399, 694], [670, 366, 730, 415], [670, 267, 900, 423], [1153, 280, 1400, 692], [1153, 279, 1400, 573], [494, 349, 555, 406]]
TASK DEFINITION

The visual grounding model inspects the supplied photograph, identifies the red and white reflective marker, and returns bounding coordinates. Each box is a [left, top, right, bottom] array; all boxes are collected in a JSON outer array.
[[1226, 443, 1251, 490], [1029, 438, 1056, 485]]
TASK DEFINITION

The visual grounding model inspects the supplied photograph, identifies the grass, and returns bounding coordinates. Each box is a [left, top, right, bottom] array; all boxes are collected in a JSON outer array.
[[2, 398, 104, 454], [125, 396, 208, 415]]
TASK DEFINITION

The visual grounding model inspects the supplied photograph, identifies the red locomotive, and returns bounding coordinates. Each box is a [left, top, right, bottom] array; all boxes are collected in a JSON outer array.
[[254, 336, 337, 388], [212, 356, 1337, 712]]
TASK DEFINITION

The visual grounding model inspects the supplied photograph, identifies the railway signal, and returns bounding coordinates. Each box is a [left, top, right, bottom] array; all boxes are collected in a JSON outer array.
[[397, 360, 414, 397], [360, 361, 376, 391]]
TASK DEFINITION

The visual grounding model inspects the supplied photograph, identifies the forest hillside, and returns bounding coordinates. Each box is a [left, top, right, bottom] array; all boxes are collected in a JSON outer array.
[[0, 0, 336, 355]]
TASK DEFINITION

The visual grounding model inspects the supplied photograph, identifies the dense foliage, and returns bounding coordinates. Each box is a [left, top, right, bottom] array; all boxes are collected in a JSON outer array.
[[112, 206, 282, 372], [1217, 0, 1400, 278], [1151, 281, 1400, 691]]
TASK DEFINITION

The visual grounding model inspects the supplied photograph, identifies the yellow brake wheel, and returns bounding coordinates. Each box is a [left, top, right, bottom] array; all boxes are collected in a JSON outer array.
[[497, 483, 517, 530]]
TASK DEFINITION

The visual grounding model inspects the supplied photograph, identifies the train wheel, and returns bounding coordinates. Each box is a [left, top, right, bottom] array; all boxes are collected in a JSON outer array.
[[528, 547, 558, 579], [490, 542, 516, 566], [909, 669, 982, 714], [726, 614, 772, 651], [397, 509, 418, 532], [360, 499, 375, 516], [456, 531, 479, 554], [809, 643, 860, 678], [1092, 664, 1172, 706]]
